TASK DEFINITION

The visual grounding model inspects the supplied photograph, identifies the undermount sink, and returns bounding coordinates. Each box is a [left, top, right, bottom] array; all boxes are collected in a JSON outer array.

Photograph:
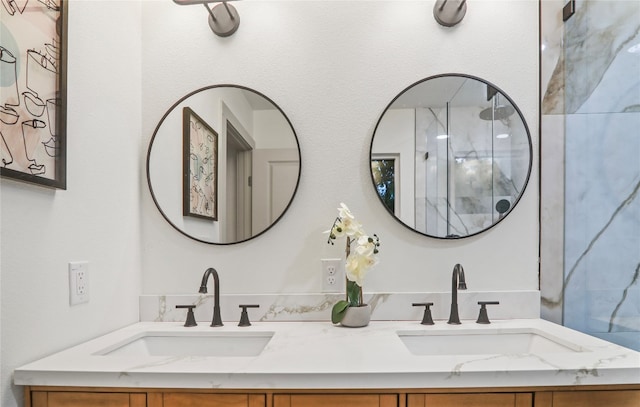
[[95, 331, 275, 357], [397, 328, 588, 356]]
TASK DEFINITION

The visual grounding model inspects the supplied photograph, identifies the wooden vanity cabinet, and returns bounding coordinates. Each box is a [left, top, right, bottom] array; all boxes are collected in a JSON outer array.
[[161, 393, 265, 407], [534, 390, 640, 407], [273, 394, 398, 407], [27, 389, 265, 407], [24, 386, 640, 407], [30, 391, 146, 407], [408, 392, 532, 407]]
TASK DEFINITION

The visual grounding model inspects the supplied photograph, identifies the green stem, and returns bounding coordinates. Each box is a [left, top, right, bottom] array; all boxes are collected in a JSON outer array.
[[344, 237, 363, 306], [345, 237, 350, 302]]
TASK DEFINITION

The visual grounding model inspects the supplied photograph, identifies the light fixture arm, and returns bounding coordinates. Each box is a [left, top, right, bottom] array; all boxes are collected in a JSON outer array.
[[222, 2, 236, 20], [174, 0, 240, 37], [203, 3, 216, 20], [434, 0, 467, 27]]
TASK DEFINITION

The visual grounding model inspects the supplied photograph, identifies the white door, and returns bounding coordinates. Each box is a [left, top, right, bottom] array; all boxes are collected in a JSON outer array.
[[252, 148, 299, 235]]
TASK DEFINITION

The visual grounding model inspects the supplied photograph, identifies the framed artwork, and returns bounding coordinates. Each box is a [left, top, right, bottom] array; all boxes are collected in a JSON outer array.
[[183, 107, 218, 220], [0, 0, 67, 189]]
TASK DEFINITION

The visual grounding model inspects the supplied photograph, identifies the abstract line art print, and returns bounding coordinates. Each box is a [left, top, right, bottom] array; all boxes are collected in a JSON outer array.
[[1, 0, 67, 188], [183, 107, 218, 221]]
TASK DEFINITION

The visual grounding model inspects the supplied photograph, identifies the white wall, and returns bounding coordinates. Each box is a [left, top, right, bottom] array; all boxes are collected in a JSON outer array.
[[371, 108, 415, 223], [0, 1, 142, 406], [253, 110, 296, 150], [140, 0, 539, 295], [148, 87, 255, 242], [0, 1, 539, 406]]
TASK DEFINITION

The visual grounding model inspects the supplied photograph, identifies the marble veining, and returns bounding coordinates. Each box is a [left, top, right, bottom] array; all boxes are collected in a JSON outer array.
[[544, 0, 640, 114], [609, 263, 640, 333], [563, 179, 640, 303], [540, 0, 565, 113], [412, 100, 529, 238], [155, 295, 167, 322], [540, 0, 568, 320], [563, 111, 640, 350], [539, 115, 565, 322], [13, 320, 640, 390], [139, 291, 541, 324], [258, 295, 337, 322], [541, 0, 640, 352]]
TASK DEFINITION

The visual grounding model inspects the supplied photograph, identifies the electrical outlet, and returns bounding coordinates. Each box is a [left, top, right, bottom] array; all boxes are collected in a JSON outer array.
[[69, 261, 89, 305], [321, 258, 344, 293]]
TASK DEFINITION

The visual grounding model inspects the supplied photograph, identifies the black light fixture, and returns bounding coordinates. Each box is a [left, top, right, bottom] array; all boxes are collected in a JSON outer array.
[[173, 0, 240, 37]]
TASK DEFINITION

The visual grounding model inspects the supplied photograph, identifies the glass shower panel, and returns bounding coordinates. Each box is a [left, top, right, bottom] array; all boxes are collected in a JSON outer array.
[[449, 82, 494, 235], [416, 106, 448, 237], [562, 0, 640, 351]]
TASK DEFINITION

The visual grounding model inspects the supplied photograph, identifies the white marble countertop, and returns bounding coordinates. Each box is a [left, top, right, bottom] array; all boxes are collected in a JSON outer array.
[[14, 319, 640, 390]]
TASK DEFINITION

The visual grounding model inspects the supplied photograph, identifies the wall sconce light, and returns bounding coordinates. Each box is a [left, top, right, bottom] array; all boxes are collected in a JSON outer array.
[[173, 0, 240, 37], [433, 0, 467, 27]]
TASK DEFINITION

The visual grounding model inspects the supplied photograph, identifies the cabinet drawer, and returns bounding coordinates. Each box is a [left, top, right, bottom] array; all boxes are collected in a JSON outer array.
[[31, 391, 146, 407], [409, 393, 532, 407], [542, 390, 640, 407], [274, 394, 398, 407], [163, 393, 265, 407]]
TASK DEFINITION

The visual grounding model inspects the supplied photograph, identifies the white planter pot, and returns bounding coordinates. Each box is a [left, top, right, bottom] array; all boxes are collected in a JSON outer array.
[[340, 304, 371, 328]]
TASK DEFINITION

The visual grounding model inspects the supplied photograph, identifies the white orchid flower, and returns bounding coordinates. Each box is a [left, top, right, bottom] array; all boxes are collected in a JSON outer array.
[[337, 202, 355, 220], [328, 204, 381, 324], [326, 203, 380, 288], [355, 235, 376, 256], [342, 217, 363, 237], [345, 254, 369, 286]]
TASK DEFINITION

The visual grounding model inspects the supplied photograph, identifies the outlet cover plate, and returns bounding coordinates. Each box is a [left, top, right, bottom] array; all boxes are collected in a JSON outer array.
[[321, 258, 345, 293], [69, 261, 89, 305]]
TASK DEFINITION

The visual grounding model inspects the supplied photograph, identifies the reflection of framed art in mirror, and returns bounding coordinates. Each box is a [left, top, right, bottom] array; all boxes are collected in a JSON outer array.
[[182, 107, 218, 221], [148, 84, 301, 244]]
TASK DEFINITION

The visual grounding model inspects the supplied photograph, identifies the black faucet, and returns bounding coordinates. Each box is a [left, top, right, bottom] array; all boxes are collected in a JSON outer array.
[[199, 267, 223, 327], [448, 263, 467, 324]]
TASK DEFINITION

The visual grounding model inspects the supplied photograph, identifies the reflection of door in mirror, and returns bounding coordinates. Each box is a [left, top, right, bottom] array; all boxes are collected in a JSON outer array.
[[225, 121, 253, 242], [370, 109, 415, 227], [248, 106, 301, 236], [147, 85, 302, 244], [371, 156, 399, 216], [252, 148, 299, 235]]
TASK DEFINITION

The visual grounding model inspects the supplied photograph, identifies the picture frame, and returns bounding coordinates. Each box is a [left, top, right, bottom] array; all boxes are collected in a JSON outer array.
[[182, 106, 218, 221], [0, 0, 68, 189]]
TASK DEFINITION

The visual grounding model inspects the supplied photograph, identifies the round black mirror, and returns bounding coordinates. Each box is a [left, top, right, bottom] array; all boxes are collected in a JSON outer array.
[[147, 85, 301, 244], [370, 74, 532, 239]]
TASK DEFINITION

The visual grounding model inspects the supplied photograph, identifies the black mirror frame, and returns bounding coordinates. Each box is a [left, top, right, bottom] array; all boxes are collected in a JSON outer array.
[[369, 73, 533, 240], [146, 84, 302, 245]]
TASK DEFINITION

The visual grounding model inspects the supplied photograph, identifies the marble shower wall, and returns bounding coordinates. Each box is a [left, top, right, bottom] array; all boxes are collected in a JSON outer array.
[[416, 104, 529, 238], [541, 0, 640, 351]]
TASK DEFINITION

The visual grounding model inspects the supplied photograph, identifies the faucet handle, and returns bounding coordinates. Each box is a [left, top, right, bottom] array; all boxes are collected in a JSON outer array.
[[176, 305, 197, 327], [238, 304, 260, 327], [476, 301, 500, 324], [412, 302, 435, 325]]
